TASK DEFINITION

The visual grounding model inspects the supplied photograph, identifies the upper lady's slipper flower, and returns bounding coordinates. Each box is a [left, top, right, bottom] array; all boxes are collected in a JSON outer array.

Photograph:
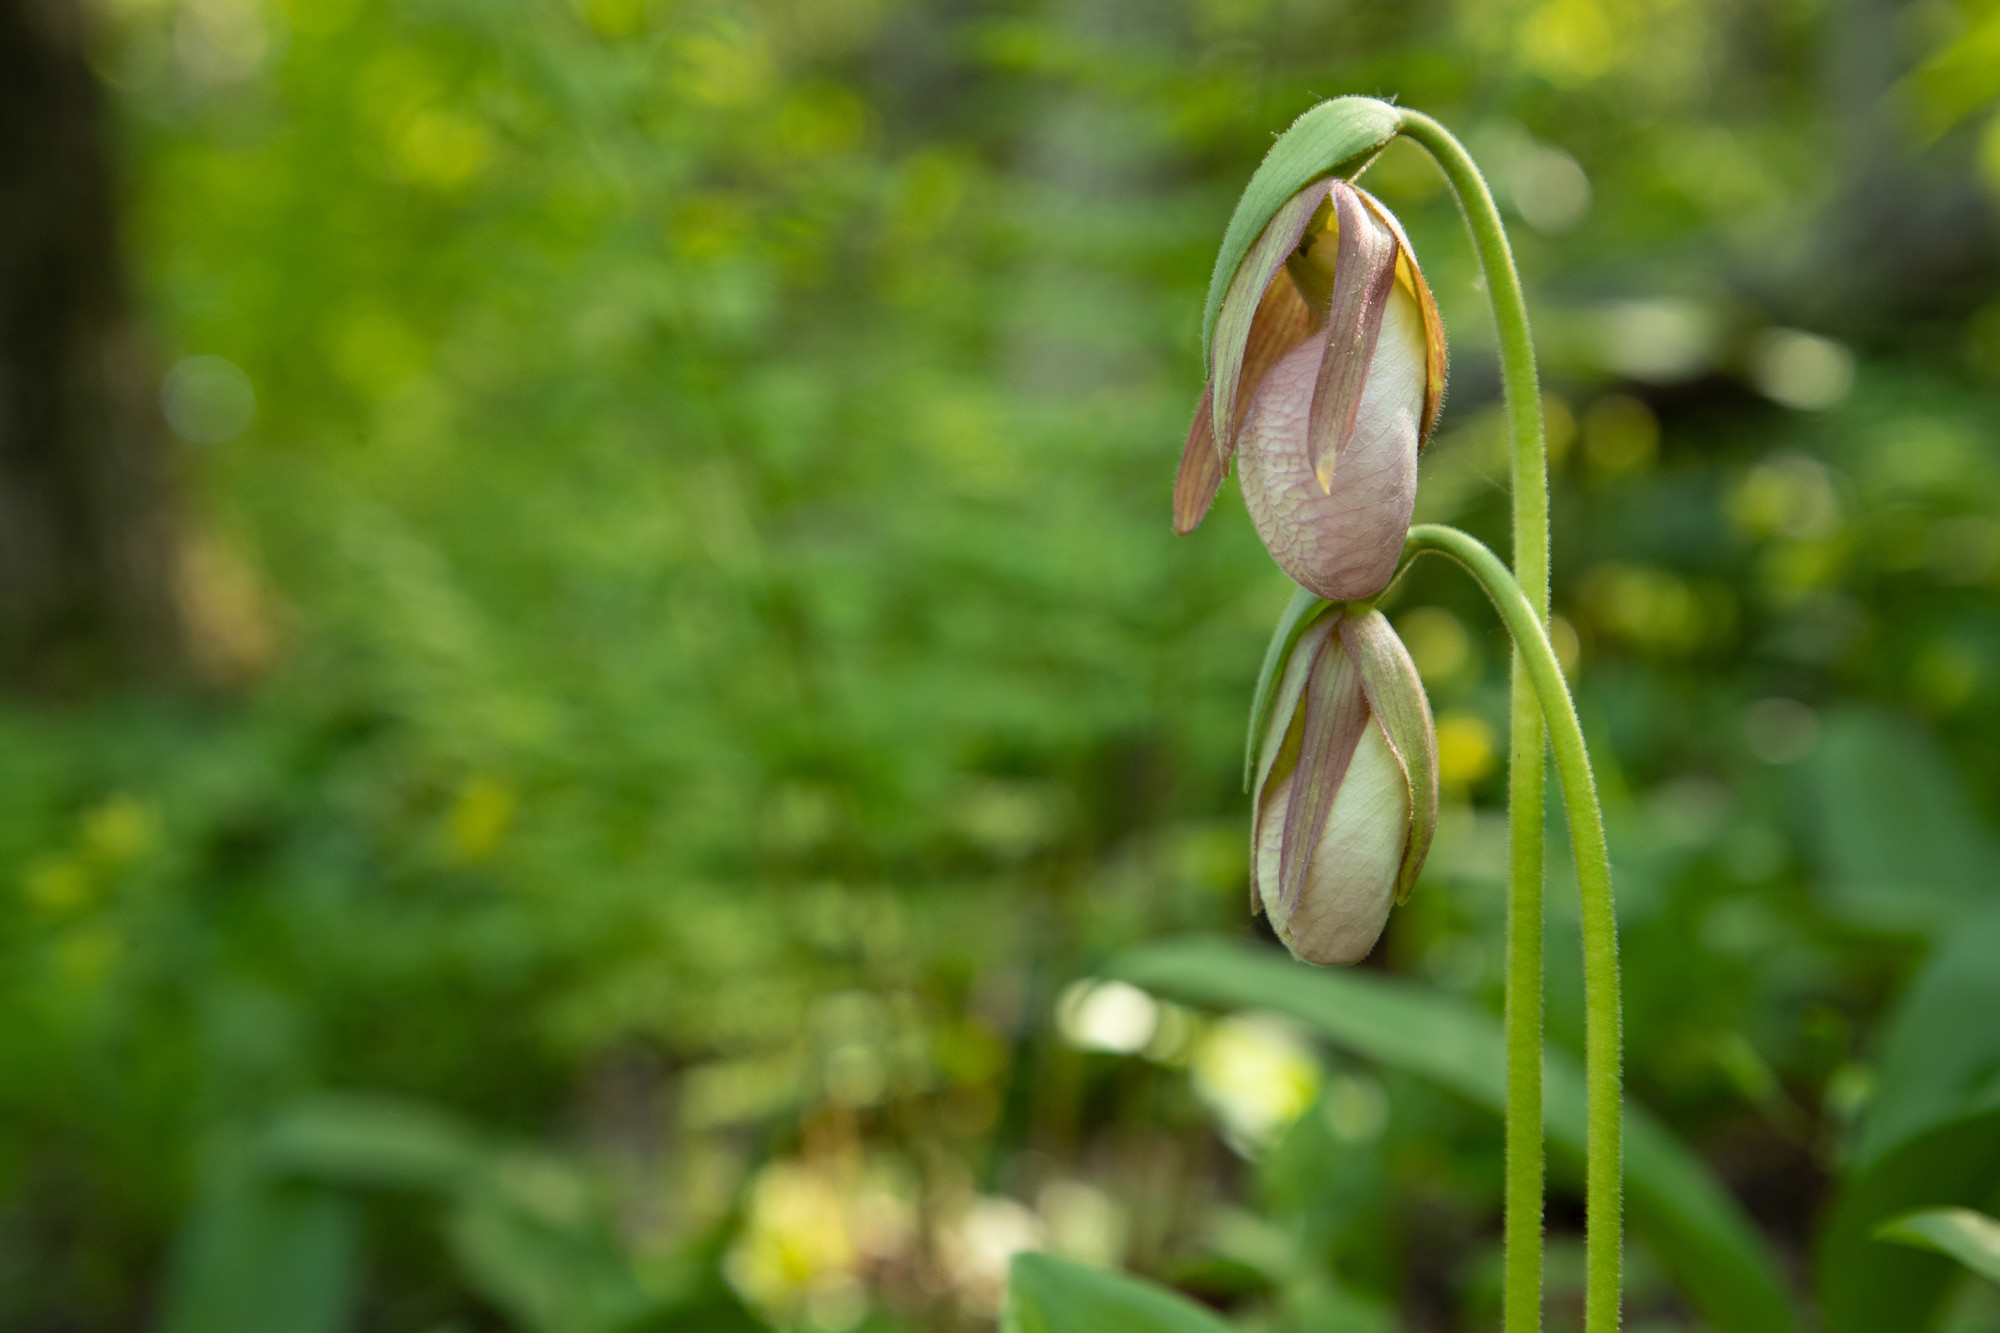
[[1249, 605, 1438, 965], [1176, 177, 1447, 603]]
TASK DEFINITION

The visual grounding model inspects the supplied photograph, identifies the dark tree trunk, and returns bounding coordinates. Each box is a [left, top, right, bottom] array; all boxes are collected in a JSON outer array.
[[0, 0, 183, 691]]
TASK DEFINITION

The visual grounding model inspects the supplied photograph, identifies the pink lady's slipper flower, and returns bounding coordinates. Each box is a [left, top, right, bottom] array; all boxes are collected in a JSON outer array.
[[1176, 177, 1447, 602], [1249, 606, 1439, 964]]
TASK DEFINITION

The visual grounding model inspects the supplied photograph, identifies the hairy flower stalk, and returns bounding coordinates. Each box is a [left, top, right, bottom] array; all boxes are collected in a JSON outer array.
[[1175, 178, 1446, 602], [1250, 606, 1438, 965]]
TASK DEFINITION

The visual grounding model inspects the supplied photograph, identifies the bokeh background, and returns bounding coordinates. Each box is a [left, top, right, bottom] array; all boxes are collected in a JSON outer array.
[[6, 0, 2000, 1328]]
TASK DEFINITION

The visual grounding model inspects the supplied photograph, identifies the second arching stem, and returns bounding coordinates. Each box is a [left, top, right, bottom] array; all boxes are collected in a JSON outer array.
[[1394, 110, 1622, 1333], [1400, 523, 1623, 1333]]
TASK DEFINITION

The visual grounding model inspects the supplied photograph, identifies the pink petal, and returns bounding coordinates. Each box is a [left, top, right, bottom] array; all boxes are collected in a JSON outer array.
[[1275, 622, 1369, 916], [1306, 181, 1401, 491], [1236, 284, 1426, 601]]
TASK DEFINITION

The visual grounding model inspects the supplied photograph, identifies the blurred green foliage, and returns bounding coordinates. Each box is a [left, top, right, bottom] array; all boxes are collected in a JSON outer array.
[[5, 0, 2000, 1328]]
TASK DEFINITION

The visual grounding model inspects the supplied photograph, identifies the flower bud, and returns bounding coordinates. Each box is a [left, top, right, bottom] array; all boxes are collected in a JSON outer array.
[[1176, 177, 1446, 603], [1249, 606, 1439, 965]]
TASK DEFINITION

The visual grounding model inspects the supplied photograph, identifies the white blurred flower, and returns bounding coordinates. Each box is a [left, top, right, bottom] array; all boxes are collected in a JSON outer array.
[[1511, 143, 1592, 234], [943, 1195, 1045, 1315], [1055, 980, 1157, 1054], [1038, 1179, 1127, 1269], [161, 355, 255, 444], [1597, 298, 1720, 382], [1750, 328, 1853, 411]]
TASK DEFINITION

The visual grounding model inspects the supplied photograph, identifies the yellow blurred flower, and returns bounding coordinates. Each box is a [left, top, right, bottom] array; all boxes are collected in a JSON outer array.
[[1435, 713, 1497, 786], [1191, 1013, 1320, 1154]]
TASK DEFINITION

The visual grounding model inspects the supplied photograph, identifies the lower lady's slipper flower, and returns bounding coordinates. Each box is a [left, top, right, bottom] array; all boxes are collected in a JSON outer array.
[[1249, 605, 1439, 965], [1176, 177, 1446, 603]]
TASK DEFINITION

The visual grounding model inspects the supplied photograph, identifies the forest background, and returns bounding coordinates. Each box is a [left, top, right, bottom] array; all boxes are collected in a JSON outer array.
[[7, 0, 2000, 1329]]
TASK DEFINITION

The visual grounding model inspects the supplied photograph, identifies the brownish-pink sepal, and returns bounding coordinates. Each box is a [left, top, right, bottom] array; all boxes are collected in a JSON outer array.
[[1306, 180, 1401, 493], [1355, 186, 1447, 446], [1174, 383, 1225, 535], [1176, 275, 1317, 535], [1275, 618, 1370, 916], [1339, 609, 1438, 903], [1248, 609, 1335, 915], [1210, 182, 1327, 459]]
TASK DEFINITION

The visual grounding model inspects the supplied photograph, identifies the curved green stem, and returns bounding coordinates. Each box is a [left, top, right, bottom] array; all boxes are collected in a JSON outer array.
[[1404, 523, 1623, 1333], [1395, 108, 1556, 1333]]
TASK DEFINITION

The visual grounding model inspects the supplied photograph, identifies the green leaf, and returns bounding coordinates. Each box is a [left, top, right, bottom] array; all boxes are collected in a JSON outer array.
[[156, 1143, 360, 1333], [1004, 1252, 1237, 1333], [1107, 936, 1801, 1333], [446, 1163, 663, 1333], [1816, 906, 2000, 1332], [262, 1096, 663, 1333], [1244, 585, 1331, 792], [1876, 1208, 2000, 1285], [1808, 707, 2000, 932], [1200, 97, 1402, 369], [1819, 1111, 2000, 1330], [261, 1093, 487, 1194], [1850, 907, 2000, 1170]]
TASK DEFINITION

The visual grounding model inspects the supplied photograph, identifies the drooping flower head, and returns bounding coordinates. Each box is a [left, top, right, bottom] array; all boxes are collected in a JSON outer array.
[[1248, 604, 1439, 965], [1176, 100, 1447, 603]]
